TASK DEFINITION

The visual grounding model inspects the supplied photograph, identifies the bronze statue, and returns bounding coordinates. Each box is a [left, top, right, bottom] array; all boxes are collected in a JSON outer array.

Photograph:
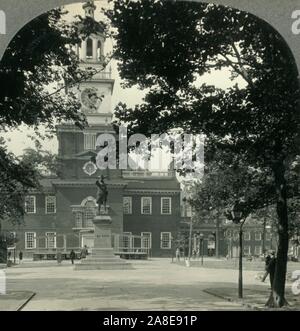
[[96, 175, 108, 215]]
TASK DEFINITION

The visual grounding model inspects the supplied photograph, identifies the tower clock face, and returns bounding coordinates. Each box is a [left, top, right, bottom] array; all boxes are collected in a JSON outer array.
[[80, 87, 102, 113]]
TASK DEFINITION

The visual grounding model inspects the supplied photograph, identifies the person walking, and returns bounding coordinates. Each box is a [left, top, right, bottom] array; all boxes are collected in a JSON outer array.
[[261, 252, 272, 282], [19, 251, 23, 264], [175, 248, 180, 262], [268, 252, 276, 289], [70, 249, 76, 265], [80, 245, 88, 259]]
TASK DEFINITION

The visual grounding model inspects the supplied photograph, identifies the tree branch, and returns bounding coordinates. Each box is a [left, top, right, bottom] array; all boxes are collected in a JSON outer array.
[[219, 46, 254, 89]]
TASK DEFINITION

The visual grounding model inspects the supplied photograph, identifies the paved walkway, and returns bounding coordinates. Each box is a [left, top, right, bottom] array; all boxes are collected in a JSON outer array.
[[1, 258, 299, 311]]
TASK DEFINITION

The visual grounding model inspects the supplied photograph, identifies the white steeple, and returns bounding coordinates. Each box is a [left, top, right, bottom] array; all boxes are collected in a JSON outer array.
[[77, 1, 105, 64], [76, 1, 115, 126], [83, 1, 96, 19]]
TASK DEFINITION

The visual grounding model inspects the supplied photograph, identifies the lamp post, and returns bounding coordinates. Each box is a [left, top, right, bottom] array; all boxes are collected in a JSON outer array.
[[199, 233, 204, 266], [229, 202, 247, 299], [188, 218, 193, 261]]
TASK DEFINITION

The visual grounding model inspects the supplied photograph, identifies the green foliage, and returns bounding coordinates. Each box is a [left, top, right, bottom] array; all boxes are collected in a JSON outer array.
[[106, 0, 300, 166], [190, 149, 275, 223], [0, 139, 38, 224], [21, 148, 60, 177], [0, 8, 108, 130]]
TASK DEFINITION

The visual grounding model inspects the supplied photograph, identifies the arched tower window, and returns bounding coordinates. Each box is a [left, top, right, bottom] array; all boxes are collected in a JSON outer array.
[[86, 38, 93, 58]]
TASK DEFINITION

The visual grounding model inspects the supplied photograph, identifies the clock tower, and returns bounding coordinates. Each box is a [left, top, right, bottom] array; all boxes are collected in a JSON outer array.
[[76, 0, 114, 126], [56, 1, 116, 181]]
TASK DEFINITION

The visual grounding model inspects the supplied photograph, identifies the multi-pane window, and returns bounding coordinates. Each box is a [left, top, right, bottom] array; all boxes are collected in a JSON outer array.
[[141, 232, 152, 249], [25, 232, 36, 249], [243, 245, 251, 255], [75, 212, 83, 228], [123, 232, 132, 249], [266, 232, 272, 241], [161, 197, 172, 215], [160, 232, 172, 249], [84, 133, 96, 150], [255, 232, 262, 241], [46, 232, 56, 249], [123, 197, 132, 215], [25, 195, 36, 214], [141, 197, 152, 215], [45, 196, 56, 214], [244, 232, 251, 241], [254, 246, 262, 256]]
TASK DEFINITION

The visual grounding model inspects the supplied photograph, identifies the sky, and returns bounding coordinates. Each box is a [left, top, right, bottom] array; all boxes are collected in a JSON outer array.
[[2, 0, 244, 161]]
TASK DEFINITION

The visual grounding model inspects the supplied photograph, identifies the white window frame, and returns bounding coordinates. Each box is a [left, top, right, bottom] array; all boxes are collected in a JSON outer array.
[[123, 197, 132, 215], [45, 232, 57, 249], [141, 232, 152, 249], [84, 132, 96, 150], [244, 231, 251, 241], [45, 195, 56, 214], [160, 232, 172, 249], [75, 212, 83, 228], [25, 232, 36, 250], [25, 195, 36, 214], [141, 197, 152, 215], [266, 232, 272, 241], [122, 232, 132, 249], [243, 245, 251, 255], [255, 232, 262, 241], [161, 197, 172, 215]]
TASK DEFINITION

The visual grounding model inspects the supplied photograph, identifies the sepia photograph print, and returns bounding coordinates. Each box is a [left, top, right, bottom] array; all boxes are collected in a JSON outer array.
[[0, 0, 300, 316]]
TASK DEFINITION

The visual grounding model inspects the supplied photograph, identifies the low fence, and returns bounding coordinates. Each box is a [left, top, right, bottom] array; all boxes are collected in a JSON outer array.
[[29, 233, 149, 260]]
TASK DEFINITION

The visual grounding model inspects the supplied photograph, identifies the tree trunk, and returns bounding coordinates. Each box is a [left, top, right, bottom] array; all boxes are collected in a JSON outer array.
[[266, 160, 289, 308]]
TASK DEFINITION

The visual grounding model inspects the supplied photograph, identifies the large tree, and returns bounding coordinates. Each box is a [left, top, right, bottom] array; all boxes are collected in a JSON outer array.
[[105, 0, 300, 307]]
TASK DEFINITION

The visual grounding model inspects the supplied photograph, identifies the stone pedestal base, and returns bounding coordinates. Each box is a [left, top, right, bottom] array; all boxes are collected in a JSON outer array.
[[75, 215, 132, 270]]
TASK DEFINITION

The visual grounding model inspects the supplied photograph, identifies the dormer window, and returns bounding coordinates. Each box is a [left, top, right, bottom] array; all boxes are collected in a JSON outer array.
[[86, 38, 93, 58]]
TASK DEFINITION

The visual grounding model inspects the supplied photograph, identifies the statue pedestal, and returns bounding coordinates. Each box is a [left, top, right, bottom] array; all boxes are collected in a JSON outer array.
[[75, 214, 132, 270], [93, 215, 112, 248]]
